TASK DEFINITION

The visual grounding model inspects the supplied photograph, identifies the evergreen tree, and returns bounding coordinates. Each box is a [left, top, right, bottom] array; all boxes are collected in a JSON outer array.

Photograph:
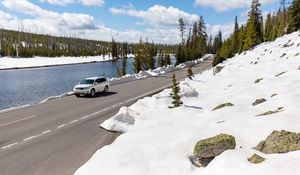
[[158, 49, 164, 67], [233, 16, 240, 53], [212, 30, 222, 53], [243, 13, 260, 50], [148, 44, 155, 69], [111, 37, 118, 62], [238, 25, 246, 52], [178, 18, 186, 45], [287, 0, 300, 33], [175, 45, 185, 65], [134, 39, 143, 73], [121, 56, 127, 76], [277, 9, 287, 36], [243, 0, 263, 50], [198, 16, 207, 38], [169, 74, 182, 108], [164, 51, 171, 66], [251, 0, 263, 42], [187, 67, 194, 79], [271, 13, 279, 40], [264, 13, 273, 41]]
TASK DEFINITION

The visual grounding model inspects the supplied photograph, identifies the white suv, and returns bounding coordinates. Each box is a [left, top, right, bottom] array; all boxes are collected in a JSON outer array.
[[73, 77, 110, 97]]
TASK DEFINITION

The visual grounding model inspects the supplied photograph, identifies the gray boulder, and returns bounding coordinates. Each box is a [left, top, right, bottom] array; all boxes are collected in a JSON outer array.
[[193, 134, 236, 167], [248, 153, 265, 164], [256, 130, 300, 154]]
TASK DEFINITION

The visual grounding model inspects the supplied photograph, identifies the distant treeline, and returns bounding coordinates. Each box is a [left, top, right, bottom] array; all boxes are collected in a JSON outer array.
[[0, 29, 176, 59]]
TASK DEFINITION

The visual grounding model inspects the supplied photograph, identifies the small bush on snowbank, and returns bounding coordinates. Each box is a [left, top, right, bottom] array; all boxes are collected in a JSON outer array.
[[169, 74, 182, 108]]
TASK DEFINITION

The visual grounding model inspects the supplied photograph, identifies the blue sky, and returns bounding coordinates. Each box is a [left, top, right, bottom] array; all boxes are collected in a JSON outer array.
[[0, 0, 281, 43]]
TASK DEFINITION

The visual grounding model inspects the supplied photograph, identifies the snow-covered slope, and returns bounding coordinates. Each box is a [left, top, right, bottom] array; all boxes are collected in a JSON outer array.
[[75, 32, 300, 175]]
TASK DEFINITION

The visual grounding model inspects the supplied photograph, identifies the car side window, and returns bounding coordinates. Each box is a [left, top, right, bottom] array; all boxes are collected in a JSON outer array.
[[96, 78, 106, 83]]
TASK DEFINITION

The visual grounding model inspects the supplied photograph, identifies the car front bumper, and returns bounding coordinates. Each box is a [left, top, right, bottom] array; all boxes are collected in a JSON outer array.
[[73, 89, 91, 94]]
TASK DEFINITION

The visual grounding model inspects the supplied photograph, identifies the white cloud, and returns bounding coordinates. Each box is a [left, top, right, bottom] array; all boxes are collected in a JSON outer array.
[[110, 5, 199, 26], [0, 9, 180, 44], [40, 0, 74, 6], [195, 0, 276, 11], [2, 0, 97, 30], [79, 0, 104, 7], [39, 0, 104, 7], [207, 23, 234, 39]]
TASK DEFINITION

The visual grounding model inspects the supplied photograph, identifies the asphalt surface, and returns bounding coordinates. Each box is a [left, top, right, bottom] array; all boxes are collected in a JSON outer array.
[[0, 59, 212, 175]]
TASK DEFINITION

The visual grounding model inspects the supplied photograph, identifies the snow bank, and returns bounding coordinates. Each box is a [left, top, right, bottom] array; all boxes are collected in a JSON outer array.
[[75, 32, 300, 175], [40, 91, 74, 103], [100, 106, 139, 133], [0, 54, 119, 70], [109, 55, 212, 86], [180, 81, 199, 97]]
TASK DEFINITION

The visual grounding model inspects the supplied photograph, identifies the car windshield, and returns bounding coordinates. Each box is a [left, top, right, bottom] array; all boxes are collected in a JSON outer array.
[[80, 79, 94, 84]]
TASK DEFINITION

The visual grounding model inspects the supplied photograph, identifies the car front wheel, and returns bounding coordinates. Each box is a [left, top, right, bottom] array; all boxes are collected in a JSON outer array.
[[103, 86, 109, 93], [90, 89, 96, 97]]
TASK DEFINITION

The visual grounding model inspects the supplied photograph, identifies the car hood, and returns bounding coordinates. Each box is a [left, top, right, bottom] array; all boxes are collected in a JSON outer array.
[[74, 84, 93, 88]]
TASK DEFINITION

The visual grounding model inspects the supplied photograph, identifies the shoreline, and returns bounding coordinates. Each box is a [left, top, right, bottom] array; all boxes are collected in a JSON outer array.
[[0, 54, 135, 71], [0, 60, 113, 71]]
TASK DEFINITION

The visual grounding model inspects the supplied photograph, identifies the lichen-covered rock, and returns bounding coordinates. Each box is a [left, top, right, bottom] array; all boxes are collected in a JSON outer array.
[[213, 66, 224, 74], [212, 102, 234, 111], [252, 98, 267, 106], [193, 134, 236, 167], [254, 78, 263, 83], [256, 130, 300, 154], [248, 154, 265, 164]]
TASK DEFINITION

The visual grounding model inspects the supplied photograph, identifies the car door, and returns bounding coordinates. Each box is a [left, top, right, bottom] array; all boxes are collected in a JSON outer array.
[[99, 78, 106, 91], [95, 78, 102, 92]]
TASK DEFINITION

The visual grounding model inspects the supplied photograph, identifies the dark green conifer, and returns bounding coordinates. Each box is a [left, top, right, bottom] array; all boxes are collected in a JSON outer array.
[[169, 74, 182, 108], [287, 0, 300, 33], [264, 13, 273, 41]]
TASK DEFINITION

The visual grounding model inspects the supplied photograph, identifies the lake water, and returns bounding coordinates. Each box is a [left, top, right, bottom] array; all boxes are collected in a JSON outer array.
[[0, 57, 176, 111]]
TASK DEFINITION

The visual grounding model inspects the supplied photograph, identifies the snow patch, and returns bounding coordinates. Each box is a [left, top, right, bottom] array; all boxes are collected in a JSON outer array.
[[100, 106, 139, 133], [180, 81, 199, 97], [40, 91, 74, 103]]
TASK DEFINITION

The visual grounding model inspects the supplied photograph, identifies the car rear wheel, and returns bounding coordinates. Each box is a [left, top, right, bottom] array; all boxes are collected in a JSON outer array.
[[90, 89, 96, 97], [103, 86, 109, 93]]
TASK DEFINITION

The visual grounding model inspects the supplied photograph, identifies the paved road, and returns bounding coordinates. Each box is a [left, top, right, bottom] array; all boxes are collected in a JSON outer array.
[[0, 59, 212, 175]]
